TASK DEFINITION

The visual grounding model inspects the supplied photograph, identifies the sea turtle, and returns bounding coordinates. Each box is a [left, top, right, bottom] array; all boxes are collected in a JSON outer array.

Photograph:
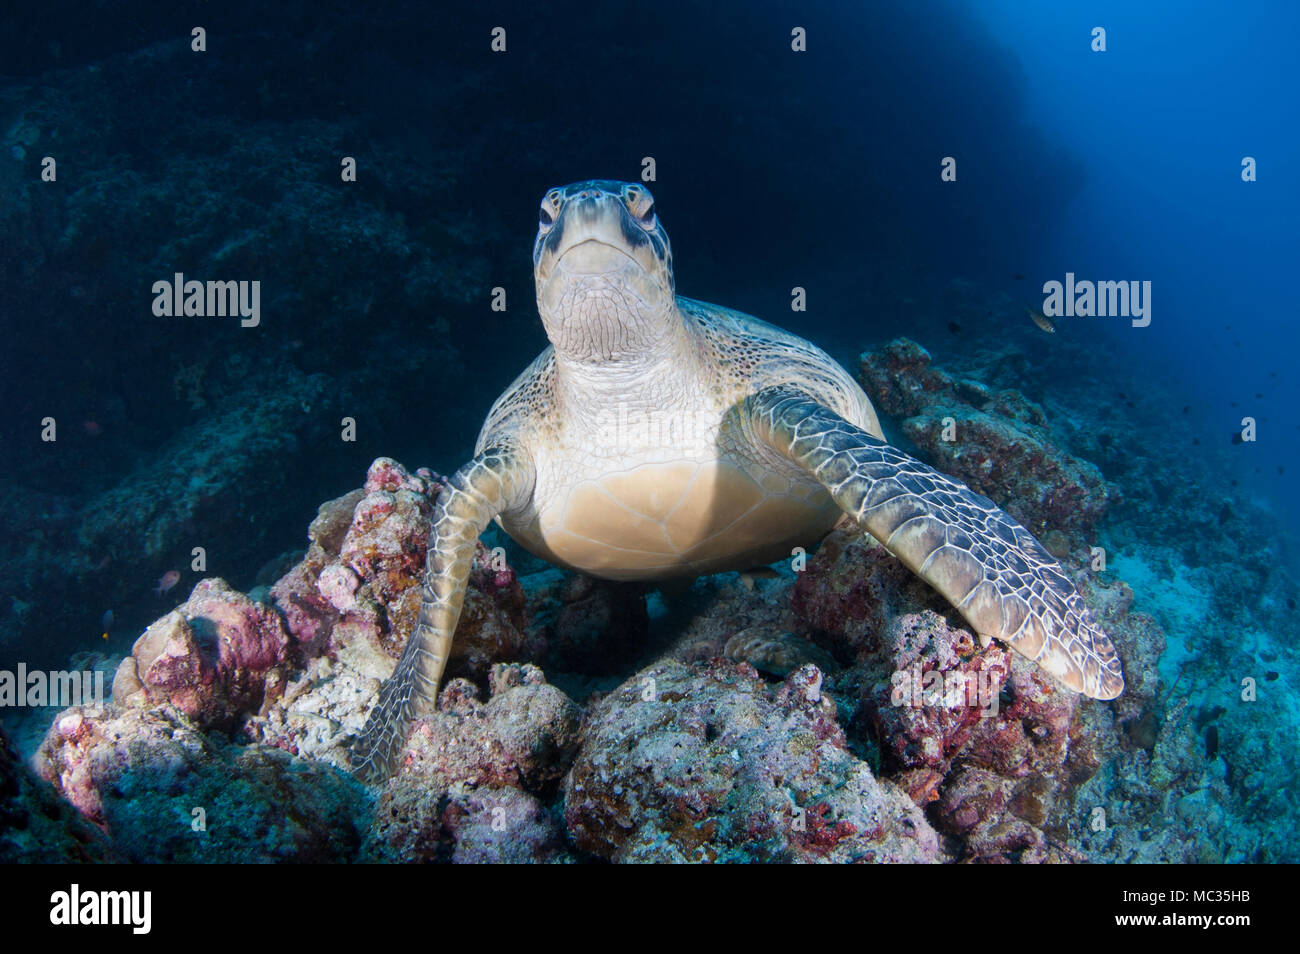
[[351, 179, 1124, 780]]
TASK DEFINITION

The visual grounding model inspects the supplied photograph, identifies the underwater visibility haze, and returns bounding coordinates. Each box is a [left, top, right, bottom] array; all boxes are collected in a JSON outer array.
[[0, 0, 1296, 870]]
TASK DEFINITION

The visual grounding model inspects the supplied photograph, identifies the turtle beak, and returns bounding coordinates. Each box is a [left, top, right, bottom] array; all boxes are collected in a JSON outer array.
[[540, 192, 649, 277], [556, 237, 638, 275]]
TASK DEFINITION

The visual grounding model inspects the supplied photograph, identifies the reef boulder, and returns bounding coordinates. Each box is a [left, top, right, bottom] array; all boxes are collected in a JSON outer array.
[[858, 337, 1109, 536], [362, 663, 581, 863], [267, 457, 537, 683], [792, 524, 1112, 862], [112, 578, 290, 731], [563, 657, 944, 863], [36, 706, 367, 863], [0, 724, 117, 863]]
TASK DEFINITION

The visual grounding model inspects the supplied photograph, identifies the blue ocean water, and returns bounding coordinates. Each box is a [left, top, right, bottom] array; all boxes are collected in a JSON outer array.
[[974, 0, 1300, 533], [0, 0, 1295, 864]]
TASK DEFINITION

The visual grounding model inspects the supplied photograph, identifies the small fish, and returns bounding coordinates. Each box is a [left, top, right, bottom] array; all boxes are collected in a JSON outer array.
[[101, 609, 114, 630], [1204, 725, 1219, 760], [1288, 598, 1296, 611], [947, 321, 962, 335], [1012, 273, 1025, 280], [1231, 433, 1244, 445], [1265, 671, 1280, 681], [1126, 710, 1159, 750], [154, 569, 181, 596], [738, 565, 781, 591], [81, 420, 102, 436], [1026, 307, 1056, 334], [1196, 704, 1226, 728], [1182, 405, 1190, 414]]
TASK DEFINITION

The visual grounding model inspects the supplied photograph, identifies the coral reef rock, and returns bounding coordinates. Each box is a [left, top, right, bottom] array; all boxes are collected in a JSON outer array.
[[564, 658, 944, 863], [363, 663, 581, 863], [112, 578, 291, 731], [858, 337, 1108, 536], [37, 706, 367, 863], [793, 526, 1120, 862], [0, 724, 117, 862]]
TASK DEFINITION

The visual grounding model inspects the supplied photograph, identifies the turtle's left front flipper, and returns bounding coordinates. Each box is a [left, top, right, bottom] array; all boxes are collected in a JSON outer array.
[[742, 386, 1123, 700], [350, 445, 535, 782]]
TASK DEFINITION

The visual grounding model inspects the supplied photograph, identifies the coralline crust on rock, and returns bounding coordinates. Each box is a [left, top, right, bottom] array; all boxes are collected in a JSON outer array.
[[112, 578, 290, 731], [269, 459, 537, 681]]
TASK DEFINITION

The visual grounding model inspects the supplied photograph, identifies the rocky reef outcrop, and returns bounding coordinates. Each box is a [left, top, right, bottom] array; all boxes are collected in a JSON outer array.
[[111, 579, 291, 731], [0, 724, 116, 862], [363, 664, 580, 863], [858, 337, 1109, 540], [38, 706, 367, 863], [564, 658, 942, 863], [791, 527, 1130, 862]]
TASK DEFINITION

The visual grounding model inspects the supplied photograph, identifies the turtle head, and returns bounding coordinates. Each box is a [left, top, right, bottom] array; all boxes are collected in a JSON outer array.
[[533, 180, 677, 363]]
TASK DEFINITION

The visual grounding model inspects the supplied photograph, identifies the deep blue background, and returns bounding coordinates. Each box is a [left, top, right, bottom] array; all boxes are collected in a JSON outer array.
[[975, 0, 1299, 526]]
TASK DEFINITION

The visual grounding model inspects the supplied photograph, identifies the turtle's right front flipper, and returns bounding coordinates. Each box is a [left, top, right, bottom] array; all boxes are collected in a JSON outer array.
[[742, 386, 1124, 701], [350, 445, 534, 782]]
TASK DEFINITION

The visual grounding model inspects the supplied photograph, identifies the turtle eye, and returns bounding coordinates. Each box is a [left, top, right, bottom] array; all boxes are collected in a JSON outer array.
[[539, 190, 562, 231], [623, 185, 656, 229]]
